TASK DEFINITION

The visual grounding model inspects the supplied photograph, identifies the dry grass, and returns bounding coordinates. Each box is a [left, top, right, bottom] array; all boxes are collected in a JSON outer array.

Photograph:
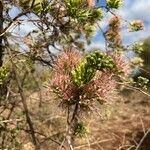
[[24, 88, 150, 150], [1, 87, 150, 150]]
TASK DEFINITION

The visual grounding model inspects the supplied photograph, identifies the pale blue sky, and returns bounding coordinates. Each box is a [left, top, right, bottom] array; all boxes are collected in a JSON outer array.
[[8, 0, 150, 50], [92, 0, 150, 49]]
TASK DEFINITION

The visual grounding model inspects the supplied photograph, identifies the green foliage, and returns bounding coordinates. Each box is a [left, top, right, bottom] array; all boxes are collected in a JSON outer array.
[[131, 57, 143, 67], [128, 20, 144, 32], [0, 67, 9, 84], [86, 51, 115, 71], [65, 0, 84, 8], [17, 0, 32, 9], [17, 0, 51, 14], [141, 37, 150, 72], [137, 76, 149, 90], [71, 58, 96, 87], [84, 24, 97, 38], [74, 122, 86, 137], [132, 42, 144, 54], [33, 0, 52, 14], [89, 8, 103, 23], [106, 0, 123, 9], [71, 51, 116, 87], [65, 0, 89, 20], [65, 0, 102, 23]]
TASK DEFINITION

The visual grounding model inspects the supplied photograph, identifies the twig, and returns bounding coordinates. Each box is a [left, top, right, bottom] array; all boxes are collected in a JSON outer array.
[[117, 145, 135, 150], [0, 119, 23, 124], [66, 135, 74, 150], [74, 139, 112, 149], [13, 57, 39, 149], [5, 40, 39, 150], [140, 117, 146, 134], [127, 145, 136, 150], [0, 10, 30, 37], [58, 138, 66, 150], [135, 129, 150, 150], [31, 0, 36, 8], [0, 0, 3, 66], [85, 133, 91, 150], [1, 101, 17, 149], [0, 20, 20, 37], [117, 82, 150, 97], [40, 135, 67, 150]]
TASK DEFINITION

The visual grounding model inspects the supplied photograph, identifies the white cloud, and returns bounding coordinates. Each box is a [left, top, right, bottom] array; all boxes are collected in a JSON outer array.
[[119, 0, 150, 20]]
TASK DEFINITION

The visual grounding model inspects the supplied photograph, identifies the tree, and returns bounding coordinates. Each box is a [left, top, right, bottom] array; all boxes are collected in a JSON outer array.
[[0, 0, 3, 67], [0, 0, 149, 149], [134, 37, 150, 84], [141, 37, 150, 73]]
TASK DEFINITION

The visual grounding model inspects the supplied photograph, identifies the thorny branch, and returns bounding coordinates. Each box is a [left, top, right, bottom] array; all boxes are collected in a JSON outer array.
[[5, 39, 39, 149], [0, 0, 3, 67]]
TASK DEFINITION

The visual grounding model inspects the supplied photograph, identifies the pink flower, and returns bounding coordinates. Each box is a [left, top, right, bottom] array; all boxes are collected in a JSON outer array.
[[80, 71, 116, 103], [50, 49, 82, 102], [106, 16, 122, 48], [50, 49, 130, 108], [94, 72, 116, 99], [129, 20, 144, 32], [53, 49, 82, 75], [87, 0, 95, 7], [109, 52, 131, 77]]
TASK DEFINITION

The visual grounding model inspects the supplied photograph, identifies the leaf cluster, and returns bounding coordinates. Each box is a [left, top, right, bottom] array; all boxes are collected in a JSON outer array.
[[71, 51, 116, 87], [106, 0, 123, 9], [0, 67, 9, 85]]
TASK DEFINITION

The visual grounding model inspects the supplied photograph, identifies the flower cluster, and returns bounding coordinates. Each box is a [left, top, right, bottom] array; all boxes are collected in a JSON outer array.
[[85, 72, 116, 101], [50, 50, 131, 110], [105, 17, 122, 48], [137, 76, 149, 90], [53, 49, 81, 75], [50, 49, 81, 103], [131, 57, 143, 67], [132, 42, 144, 54], [110, 52, 131, 76], [129, 20, 144, 32]]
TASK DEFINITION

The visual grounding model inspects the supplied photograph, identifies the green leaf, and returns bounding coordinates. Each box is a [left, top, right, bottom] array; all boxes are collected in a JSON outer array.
[[106, 0, 123, 9], [71, 51, 116, 87]]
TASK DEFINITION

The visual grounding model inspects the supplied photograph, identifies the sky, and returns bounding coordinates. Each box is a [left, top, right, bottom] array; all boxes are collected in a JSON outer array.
[[91, 0, 150, 49], [9, 0, 150, 50]]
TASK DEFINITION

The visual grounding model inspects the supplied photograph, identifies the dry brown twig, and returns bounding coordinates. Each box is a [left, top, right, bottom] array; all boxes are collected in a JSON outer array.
[[4, 40, 39, 149], [135, 129, 150, 150], [0, 119, 23, 124], [74, 138, 113, 149]]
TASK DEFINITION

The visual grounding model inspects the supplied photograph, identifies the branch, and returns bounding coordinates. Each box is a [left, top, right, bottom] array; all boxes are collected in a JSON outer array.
[[74, 139, 113, 149], [0, 119, 23, 124], [135, 129, 150, 150], [0, 10, 31, 37], [4, 39, 39, 150], [31, 0, 36, 9], [119, 82, 150, 97], [0, 0, 3, 66]]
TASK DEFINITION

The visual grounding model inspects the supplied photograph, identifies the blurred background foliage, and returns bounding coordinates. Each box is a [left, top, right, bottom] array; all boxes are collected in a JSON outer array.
[[141, 37, 150, 73]]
